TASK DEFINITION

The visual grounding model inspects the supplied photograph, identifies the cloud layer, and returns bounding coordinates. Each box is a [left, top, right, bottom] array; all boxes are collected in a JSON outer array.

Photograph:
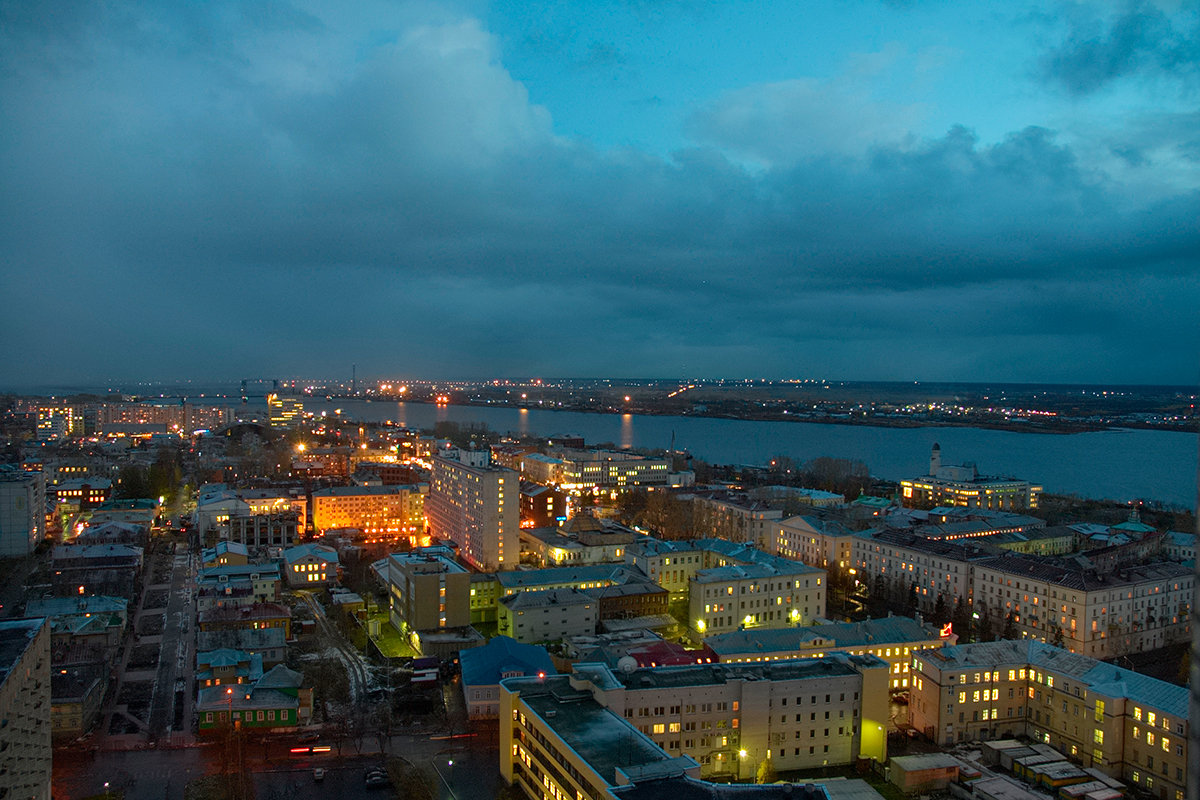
[[0, 0, 1197, 386]]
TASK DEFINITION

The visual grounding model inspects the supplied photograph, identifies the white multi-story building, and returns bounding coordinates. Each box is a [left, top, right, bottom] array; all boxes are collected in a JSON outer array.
[[850, 529, 1003, 614], [774, 516, 856, 569], [0, 467, 46, 557], [900, 444, 1042, 511], [970, 555, 1192, 658], [691, 493, 783, 551], [498, 588, 597, 643], [428, 450, 518, 572]]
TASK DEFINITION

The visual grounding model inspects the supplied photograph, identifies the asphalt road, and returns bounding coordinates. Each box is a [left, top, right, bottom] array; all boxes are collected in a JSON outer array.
[[147, 544, 195, 740], [53, 730, 502, 800]]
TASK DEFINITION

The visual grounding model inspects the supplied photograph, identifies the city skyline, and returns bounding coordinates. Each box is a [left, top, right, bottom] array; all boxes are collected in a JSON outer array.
[[2, 0, 1198, 386]]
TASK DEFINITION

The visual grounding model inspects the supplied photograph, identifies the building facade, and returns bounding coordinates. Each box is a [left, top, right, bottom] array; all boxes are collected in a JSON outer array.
[[386, 547, 472, 633], [311, 484, 426, 538], [909, 640, 1187, 800], [0, 467, 46, 557], [0, 619, 52, 800], [428, 450, 518, 571]]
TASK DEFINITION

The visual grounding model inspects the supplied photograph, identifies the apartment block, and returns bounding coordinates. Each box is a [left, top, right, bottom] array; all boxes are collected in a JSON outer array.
[[0, 618, 52, 800], [851, 529, 1004, 614], [704, 614, 956, 692], [386, 546, 471, 633], [909, 640, 1187, 800], [774, 516, 856, 569], [0, 466, 46, 558], [970, 555, 1192, 658], [428, 450, 517, 571]]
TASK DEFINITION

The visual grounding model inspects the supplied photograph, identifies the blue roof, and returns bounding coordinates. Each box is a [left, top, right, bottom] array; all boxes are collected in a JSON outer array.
[[283, 544, 339, 565], [705, 615, 943, 656], [497, 564, 647, 589], [459, 635, 557, 688]]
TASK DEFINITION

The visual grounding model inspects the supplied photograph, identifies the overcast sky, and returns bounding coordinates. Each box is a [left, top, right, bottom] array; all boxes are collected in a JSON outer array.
[[2, 0, 1197, 387]]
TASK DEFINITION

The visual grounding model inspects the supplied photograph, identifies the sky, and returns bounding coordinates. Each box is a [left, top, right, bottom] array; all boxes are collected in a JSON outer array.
[[1, 0, 1198, 387]]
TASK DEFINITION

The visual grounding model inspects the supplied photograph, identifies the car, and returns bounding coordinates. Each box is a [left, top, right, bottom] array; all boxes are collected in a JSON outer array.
[[365, 771, 389, 787], [298, 732, 320, 744], [313, 769, 325, 781]]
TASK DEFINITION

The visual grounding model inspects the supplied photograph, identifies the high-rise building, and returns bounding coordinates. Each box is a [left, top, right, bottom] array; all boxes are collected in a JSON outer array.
[[266, 394, 304, 428], [428, 449, 517, 571], [0, 618, 52, 800], [0, 466, 46, 557]]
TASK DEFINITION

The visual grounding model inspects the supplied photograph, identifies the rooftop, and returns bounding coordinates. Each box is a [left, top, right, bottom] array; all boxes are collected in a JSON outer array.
[[500, 587, 595, 610], [459, 635, 557, 687], [506, 674, 673, 786], [498, 564, 649, 590], [613, 776, 831, 800], [704, 616, 945, 656], [611, 653, 881, 691], [0, 618, 46, 686], [312, 484, 422, 497], [919, 640, 1187, 719]]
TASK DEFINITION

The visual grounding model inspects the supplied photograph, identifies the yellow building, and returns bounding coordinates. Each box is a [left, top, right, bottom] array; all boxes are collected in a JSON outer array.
[[502, 653, 889, 794], [266, 394, 304, 428], [311, 484, 426, 538]]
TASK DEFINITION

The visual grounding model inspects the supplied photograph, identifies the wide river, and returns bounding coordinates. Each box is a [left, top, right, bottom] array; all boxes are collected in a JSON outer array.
[[289, 400, 1197, 509]]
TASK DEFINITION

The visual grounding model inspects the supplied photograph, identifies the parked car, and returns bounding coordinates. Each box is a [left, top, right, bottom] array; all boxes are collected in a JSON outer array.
[[365, 768, 389, 787], [313, 769, 325, 781]]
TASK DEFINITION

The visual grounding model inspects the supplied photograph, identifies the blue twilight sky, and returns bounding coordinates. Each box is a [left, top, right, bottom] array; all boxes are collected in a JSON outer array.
[[1, 0, 1198, 386]]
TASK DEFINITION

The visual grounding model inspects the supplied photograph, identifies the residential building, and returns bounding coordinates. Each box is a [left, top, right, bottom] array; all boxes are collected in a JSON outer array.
[[520, 482, 568, 527], [970, 555, 1192, 658], [50, 666, 105, 739], [0, 466, 46, 557], [459, 635, 556, 720], [193, 489, 304, 547], [386, 546, 471, 634], [851, 529, 1004, 615], [1163, 531, 1195, 562], [51, 544, 144, 599], [503, 653, 889, 788], [521, 453, 565, 486], [196, 648, 263, 689], [196, 628, 286, 667], [498, 588, 598, 643], [901, 445, 1042, 511], [201, 540, 249, 568], [311, 484, 426, 538], [281, 544, 339, 587], [196, 563, 282, 611], [774, 516, 856, 569], [691, 492, 784, 550], [586, 582, 670, 622], [470, 572, 500, 624], [703, 614, 956, 692], [908, 640, 1187, 800], [52, 478, 113, 514], [0, 618, 52, 800], [197, 664, 312, 732], [198, 603, 292, 640], [428, 449, 517, 571], [76, 520, 147, 547]]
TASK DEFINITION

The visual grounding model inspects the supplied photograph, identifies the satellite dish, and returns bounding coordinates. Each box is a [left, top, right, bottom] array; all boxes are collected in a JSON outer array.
[[617, 656, 638, 674]]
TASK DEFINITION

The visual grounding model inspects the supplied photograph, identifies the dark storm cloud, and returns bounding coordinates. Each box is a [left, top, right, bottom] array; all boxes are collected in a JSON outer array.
[[0, 0, 1197, 385], [1038, 2, 1200, 94]]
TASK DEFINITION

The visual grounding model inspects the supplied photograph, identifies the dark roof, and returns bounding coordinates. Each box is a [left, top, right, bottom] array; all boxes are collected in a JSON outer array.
[[614, 776, 831, 800]]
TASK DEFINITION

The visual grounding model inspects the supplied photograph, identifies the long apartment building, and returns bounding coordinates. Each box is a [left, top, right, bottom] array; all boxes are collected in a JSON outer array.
[[909, 640, 1187, 800], [0, 619, 52, 800], [851, 529, 1005, 613], [311, 484, 426, 537], [503, 654, 889, 789], [428, 449, 517, 571], [970, 554, 1191, 658], [704, 614, 956, 693]]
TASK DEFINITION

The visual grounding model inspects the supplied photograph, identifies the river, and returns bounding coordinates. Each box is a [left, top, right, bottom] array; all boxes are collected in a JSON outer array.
[[282, 400, 1197, 509]]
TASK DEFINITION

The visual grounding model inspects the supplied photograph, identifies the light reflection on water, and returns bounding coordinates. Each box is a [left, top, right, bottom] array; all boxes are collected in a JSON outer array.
[[304, 401, 1196, 506]]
